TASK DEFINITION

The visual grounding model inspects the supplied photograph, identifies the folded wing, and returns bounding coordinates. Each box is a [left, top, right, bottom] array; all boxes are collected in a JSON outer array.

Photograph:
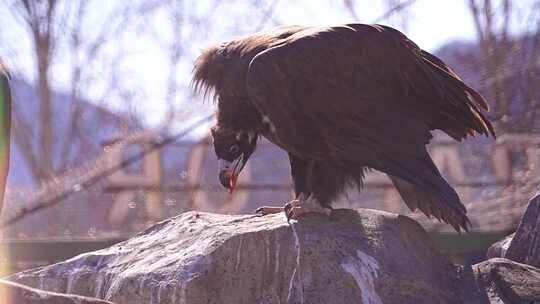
[[246, 24, 494, 231]]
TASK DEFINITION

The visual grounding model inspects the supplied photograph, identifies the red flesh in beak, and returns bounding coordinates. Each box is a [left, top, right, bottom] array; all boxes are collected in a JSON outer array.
[[228, 173, 238, 194], [219, 155, 244, 195]]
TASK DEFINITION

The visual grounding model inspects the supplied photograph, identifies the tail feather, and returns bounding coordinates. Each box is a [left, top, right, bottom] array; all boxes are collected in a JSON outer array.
[[419, 50, 495, 139], [376, 151, 470, 232], [389, 175, 470, 232], [378, 25, 494, 140]]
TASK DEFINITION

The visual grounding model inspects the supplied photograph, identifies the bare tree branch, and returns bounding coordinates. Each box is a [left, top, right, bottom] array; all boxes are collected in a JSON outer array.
[[3, 0, 165, 184], [466, 0, 540, 133], [255, 0, 281, 31], [373, 0, 417, 23], [342, 0, 360, 20], [0, 114, 213, 228]]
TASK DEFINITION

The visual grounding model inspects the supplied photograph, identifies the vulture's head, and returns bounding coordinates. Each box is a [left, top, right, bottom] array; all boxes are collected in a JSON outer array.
[[211, 125, 257, 191], [192, 26, 305, 191], [192, 42, 259, 192]]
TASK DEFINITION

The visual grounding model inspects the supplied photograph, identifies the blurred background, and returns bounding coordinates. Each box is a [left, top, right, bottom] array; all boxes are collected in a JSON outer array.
[[0, 0, 539, 273]]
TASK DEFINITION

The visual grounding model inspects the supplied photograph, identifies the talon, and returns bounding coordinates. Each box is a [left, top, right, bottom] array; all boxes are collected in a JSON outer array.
[[284, 203, 293, 217], [255, 199, 331, 221], [286, 207, 296, 222], [255, 206, 283, 215], [286, 205, 332, 221], [281, 200, 294, 222], [286, 207, 293, 223], [284, 200, 299, 212]]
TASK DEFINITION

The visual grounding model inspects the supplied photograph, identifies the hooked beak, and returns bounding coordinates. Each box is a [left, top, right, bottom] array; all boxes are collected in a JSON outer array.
[[219, 154, 247, 193]]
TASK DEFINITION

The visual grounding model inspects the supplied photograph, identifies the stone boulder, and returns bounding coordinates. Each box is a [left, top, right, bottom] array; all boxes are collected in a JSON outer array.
[[0, 279, 112, 304], [7, 209, 464, 304], [473, 258, 540, 303], [486, 233, 514, 260], [504, 191, 540, 267], [487, 191, 540, 267], [5, 209, 540, 304]]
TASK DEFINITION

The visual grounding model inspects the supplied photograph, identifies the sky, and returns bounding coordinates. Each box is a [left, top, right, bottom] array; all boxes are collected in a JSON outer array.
[[0, 0, 482, 136], [275, 0, 477, 51]]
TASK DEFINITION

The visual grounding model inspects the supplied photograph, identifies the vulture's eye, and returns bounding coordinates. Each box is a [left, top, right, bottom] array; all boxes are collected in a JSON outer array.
[[229, 144, 240, 155]]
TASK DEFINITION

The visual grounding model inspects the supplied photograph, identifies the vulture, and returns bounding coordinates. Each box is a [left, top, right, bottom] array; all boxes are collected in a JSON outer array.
[[192, 24, 494, 232], [0, 59, 11, 214]]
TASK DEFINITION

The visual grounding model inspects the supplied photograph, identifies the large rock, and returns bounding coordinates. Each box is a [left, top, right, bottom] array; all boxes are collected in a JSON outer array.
[[486, 233, 514, 260], [486, 191, 540, 268], [0, 279, 112, 304], [6, 209, 540, 304], [7, 209, 464, 304], [473, 258, 540, 303], [504, 191, 540, 267]]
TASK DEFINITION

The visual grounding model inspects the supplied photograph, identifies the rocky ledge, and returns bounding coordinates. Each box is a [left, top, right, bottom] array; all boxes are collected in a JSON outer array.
[[0, 279, 112, 304], [5, 208, 540, 304]]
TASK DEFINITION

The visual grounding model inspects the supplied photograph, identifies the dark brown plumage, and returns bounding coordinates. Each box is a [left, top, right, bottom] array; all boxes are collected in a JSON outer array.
[[193, 24, 494, 232]]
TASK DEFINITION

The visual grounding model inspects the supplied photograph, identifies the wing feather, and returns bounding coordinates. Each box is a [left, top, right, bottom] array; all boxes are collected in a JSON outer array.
[[246, 24, 491, 231]]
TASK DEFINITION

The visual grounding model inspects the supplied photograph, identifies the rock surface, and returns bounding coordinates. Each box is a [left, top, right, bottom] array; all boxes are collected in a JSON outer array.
[[5, 209, 540, 304], [473, 258, 540, 304], [0, 279, 112, 304], [504, 191, 540, 267], [482, 190, 540, 303], [486, 233, 514, 260], [7, 209, 464, 304]]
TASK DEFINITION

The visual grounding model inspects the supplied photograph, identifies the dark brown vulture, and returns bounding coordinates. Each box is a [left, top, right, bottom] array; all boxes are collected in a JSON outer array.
[[0, 59, 11, 214], [192, 24, 494, 232]]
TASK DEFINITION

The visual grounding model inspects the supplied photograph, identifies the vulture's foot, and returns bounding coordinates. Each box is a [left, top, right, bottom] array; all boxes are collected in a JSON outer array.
[[284, 198, 332, 221], [255, 196, 332, 222], [255, 206, 284, 215], [255, 200, 300, 216]]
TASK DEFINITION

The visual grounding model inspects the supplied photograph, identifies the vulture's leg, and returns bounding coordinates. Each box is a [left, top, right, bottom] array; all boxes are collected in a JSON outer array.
[[289, 153, 309, 196], [255, 154, 307, 216], [284, 194, 332, 220], [285, 159, 337, 220], [256, 155, 332, 220]]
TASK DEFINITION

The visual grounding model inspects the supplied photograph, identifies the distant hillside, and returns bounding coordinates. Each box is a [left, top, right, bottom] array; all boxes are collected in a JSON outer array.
[[8, 77, 140, 187], [435, 36, 540, 133], [435, 40, 482, 88], [3, 78, 142, 238]]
